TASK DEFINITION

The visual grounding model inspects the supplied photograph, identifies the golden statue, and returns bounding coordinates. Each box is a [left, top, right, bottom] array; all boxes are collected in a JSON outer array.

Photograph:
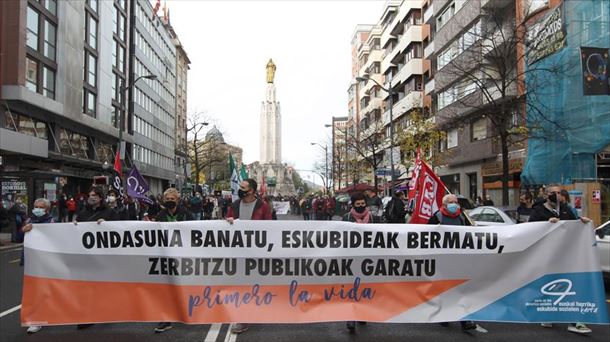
[[266, 58, 276, 83]]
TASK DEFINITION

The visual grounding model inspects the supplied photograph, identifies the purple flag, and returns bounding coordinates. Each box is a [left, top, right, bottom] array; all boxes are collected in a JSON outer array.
[[126, 166, 152, 204]]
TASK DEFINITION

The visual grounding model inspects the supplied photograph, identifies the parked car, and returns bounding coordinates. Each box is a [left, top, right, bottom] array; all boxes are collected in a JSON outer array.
[[595, 220, 610, 281], [456, 195, 475, 213], [468, 206, 517, 226]]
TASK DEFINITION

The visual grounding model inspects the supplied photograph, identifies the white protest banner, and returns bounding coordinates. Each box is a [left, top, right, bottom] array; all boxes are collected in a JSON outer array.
[[273, 201, 290, 215], [21, 220, 609, 326]]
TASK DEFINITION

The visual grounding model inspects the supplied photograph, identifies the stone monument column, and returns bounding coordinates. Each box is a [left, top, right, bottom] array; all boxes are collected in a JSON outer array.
[[260, 59, 281, 164]]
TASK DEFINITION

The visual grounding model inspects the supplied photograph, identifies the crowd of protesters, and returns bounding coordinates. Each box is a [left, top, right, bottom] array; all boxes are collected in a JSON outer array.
[[9, 178, 597, 336]]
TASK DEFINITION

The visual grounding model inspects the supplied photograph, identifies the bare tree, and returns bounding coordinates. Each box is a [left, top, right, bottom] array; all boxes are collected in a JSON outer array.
[[186, 111, 226, 190], [346, 116, 386, 192], [434, 2, 574, 205]]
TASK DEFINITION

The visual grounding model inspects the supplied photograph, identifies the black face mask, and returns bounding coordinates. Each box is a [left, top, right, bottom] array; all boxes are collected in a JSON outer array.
[[238, 189, 250, 199], [548, 193, 558, 203], [354, 206, 366, 213], [164, 201, 177, 209]]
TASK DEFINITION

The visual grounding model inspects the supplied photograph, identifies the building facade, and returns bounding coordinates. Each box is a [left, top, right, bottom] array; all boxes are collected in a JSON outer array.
[[348, 0, 428, 191], [166, 21, 190, 193], [0, 0, 187, 210]]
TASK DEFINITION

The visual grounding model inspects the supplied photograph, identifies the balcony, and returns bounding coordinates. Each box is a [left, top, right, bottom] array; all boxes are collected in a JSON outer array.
[[393, 58, 423, 86], [424, 41, 434, 59], [363, 73, 384, 94], [425, 78, 435, 95], [384, 91, 423, 125], [424, 3, 434, 24]]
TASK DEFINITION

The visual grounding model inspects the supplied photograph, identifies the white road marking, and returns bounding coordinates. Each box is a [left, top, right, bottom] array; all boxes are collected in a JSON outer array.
[[8, 259, 21, 264], [224, 323, 237, 342], [475, 324, 488, 333], [0, 305, 21, 318], [204, 323, 222, 342]]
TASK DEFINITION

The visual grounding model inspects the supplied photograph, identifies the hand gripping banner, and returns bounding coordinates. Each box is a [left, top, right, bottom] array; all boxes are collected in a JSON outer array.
[[21, 220, 609, 326]]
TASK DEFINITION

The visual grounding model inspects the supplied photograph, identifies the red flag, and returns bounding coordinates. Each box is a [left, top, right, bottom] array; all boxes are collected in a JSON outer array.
[[153, 0, 161, 15], [260, 176, 267, 196], [407, 148, 422, 201], [113, 150, 122, 177], [409, 161, 447, 224]]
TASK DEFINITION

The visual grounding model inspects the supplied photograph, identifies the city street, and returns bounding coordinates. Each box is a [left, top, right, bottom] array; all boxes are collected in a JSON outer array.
[[1, 214, 609, 342]]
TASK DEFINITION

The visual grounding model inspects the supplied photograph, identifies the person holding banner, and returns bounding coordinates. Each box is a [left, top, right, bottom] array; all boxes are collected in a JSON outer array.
[[427, 194, 479, 332], [154, 187, 193, 333], [342, 191, 379, 331], [20, 198, 54, 334], [529, 184, 593, 335], [226, 178, 273, 334]]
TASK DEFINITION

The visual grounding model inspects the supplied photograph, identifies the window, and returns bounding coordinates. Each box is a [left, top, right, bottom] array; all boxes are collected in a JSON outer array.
[[86, 0, 97, 12], [86, 13, 97, 48], [26, 7, 39, 50], [471, 118, 487, 141], [86, 53, 97, 87], [40, 0, 57, 15], [42, 66, 55, 98], [447, 128, 458, 148], [3, 111, 47, 139], [25, 58, 38, 92], [43, 19, 55, 59], [25, 1, 57, 99], [59, 129, 89, 159]]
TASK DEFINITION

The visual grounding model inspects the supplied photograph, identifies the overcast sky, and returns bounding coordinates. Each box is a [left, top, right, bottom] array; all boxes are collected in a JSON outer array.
[[168, 0, 382, 185]]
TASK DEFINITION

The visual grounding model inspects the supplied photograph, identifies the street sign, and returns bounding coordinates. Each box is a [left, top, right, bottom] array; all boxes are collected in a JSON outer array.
[[375, 169, 389, 176]]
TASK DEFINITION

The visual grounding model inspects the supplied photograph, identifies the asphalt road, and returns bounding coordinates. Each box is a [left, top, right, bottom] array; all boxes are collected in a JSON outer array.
[[1, 214, 609, 342]]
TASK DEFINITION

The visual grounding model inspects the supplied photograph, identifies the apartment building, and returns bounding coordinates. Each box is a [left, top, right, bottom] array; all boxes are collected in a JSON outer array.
[[425, 0, 523, 205], [348, 0, 428, 189], [0, 0, 187, 205]]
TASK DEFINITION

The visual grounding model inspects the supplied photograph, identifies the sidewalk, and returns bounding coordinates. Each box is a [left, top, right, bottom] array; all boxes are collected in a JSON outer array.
[[0, 232, 21, 249]]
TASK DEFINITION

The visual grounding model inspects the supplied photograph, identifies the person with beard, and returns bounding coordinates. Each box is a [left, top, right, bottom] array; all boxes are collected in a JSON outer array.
[[74, 186, 118, 224], [427, 194, 479, 332], [343, 192, 379, 331], [153, 187, 192, 333], [517, 192, 534, 222], [20, 198, 55, 333], [72, 186, 118, 330], [226, 178, 272, 334], [529, 184, 592, 335]]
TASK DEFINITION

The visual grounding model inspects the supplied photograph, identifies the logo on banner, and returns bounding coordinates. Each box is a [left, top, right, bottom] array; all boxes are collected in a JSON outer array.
[[540, 279, 576, 305], [420, 174, 437, 219]]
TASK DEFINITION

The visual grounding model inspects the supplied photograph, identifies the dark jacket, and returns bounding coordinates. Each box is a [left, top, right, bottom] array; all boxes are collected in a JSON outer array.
[[384, 197, 406, 223], [227, 198, 272, 220], [76, 205, 119, 222], [27, 213, 54, 225], [156, 205, 192, 222], [528, 202, 576, 222], [427, 210, 471, 226]]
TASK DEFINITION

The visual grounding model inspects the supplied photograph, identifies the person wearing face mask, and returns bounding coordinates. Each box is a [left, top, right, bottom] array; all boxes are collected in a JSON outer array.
[[27, 187, 116, 330], [427, 194, 479, 332], [342, 192, 379, 331], [20, 198, 54, 334], [225, 178, 272, 334], [153, 187, 192, 333], [74, 186, 118, 224], [528, 184, 592, 335]]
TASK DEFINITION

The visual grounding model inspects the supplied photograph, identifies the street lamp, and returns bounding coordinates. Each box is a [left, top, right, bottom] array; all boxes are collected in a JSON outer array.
[[356, 74, 396, 193], [310, 142, 329, 194], [117, 74, 158, 162], [325, 117, 349, 189]]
